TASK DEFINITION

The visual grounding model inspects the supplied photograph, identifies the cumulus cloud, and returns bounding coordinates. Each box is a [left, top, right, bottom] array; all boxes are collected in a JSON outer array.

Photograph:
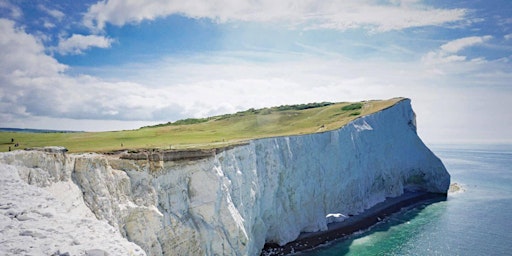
[[0, 19, 66, 76], [83, 0, 466, 32], [0, 18, 182, 123], [56, 34, 114, 55]]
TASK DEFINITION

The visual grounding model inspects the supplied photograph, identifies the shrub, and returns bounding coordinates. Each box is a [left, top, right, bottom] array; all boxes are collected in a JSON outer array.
[[341, 103, 363, 111], [274, 102, 334, 111], [171, 118, 210, 125], [260, 108, 272, 115], [142, 117, 212, 127]]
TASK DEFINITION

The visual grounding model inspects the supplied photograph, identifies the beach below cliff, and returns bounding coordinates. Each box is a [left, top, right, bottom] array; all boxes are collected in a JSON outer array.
[[262, 191, 447, 255]]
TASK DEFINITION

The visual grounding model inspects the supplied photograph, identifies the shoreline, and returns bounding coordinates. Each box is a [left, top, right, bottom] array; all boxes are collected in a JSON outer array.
[[261, 192, 447, 255]]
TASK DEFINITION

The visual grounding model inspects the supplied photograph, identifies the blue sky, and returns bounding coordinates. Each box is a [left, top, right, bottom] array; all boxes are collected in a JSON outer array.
[[1, 0, 511, 143]]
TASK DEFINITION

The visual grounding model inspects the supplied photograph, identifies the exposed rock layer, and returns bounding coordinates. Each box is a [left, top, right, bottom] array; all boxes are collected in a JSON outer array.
[[0, 99, 449, 255]]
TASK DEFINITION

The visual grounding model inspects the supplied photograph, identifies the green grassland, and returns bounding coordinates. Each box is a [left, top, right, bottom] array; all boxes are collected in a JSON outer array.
[[0, 98, 403, 153]]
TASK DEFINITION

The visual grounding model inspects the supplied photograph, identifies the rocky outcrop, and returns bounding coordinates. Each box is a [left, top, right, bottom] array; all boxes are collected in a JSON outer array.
[[24, 146, 68, 154], [119, 148, 216, 161], [0, 98, 449, 255], [0, 151, 145, 256]]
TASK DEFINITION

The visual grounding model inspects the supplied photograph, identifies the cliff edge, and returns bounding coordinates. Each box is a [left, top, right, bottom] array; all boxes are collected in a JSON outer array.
[[0, 98, 449, 255]]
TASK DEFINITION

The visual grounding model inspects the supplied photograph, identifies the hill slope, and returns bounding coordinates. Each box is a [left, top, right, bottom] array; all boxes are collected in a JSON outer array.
[[0, 98, 404, 153]]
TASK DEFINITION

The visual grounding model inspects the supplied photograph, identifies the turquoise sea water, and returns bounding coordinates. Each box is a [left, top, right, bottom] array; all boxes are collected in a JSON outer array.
[[301, 144, 512, 256]]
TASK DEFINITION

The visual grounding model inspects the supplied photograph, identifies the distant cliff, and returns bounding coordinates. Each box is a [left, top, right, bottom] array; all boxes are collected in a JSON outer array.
[[0, 98, 449, 256]]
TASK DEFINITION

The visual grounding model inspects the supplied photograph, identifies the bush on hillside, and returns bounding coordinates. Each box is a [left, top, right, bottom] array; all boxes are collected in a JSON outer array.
[[341, 103, 363, 111], [275, 102, 334, 111], [171, 118, 210, 125]]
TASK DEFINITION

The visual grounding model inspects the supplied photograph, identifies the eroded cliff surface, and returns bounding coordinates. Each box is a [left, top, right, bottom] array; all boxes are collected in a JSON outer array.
[[0, 99, 449, 256]]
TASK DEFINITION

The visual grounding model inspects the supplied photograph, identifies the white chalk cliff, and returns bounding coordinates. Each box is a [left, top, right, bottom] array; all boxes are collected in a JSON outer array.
[[0, 99, 449, 256]]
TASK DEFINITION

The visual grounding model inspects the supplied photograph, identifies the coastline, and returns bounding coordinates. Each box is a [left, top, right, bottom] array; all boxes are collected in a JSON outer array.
[[261, 192, 447, 255]]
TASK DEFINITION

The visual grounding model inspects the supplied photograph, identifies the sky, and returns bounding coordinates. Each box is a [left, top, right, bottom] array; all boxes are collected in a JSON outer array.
[[0, 0, 511, 144]]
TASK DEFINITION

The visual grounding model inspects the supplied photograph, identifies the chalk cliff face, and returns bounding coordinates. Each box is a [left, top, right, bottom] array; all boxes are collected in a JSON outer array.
[[0, 99, 449, 256]]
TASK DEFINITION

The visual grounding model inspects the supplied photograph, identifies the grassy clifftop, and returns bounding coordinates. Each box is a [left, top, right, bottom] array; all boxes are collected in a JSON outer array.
[[0, 98, 404, 153]]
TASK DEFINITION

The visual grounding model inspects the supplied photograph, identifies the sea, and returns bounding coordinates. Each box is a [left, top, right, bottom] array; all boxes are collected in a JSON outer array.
[[300, 144, 512, 256]]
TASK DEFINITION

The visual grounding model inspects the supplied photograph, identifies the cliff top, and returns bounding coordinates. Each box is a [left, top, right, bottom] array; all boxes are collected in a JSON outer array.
[[0, 98, 405, 153]]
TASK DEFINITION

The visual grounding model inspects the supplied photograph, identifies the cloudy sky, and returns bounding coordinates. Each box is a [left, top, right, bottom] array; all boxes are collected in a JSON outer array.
[[1, 0, 511, 143]]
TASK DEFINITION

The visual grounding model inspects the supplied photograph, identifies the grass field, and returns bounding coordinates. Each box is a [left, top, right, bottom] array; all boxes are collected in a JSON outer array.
[[0, 98, 403, 153]]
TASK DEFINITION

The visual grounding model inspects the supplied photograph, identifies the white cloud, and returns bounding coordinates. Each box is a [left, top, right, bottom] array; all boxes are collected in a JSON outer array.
[[0, 18, 179, 123], [0, 0, 22, 19], [0, 19, 66, 77], [440, 35, 492, 53], [38, 4, 65, 21], [83, 0, 466, 32], [56, 34, 114, 55], [505, 34, 512, 40], [42, 20, 56, 29], [422, 35, 492, 67]]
